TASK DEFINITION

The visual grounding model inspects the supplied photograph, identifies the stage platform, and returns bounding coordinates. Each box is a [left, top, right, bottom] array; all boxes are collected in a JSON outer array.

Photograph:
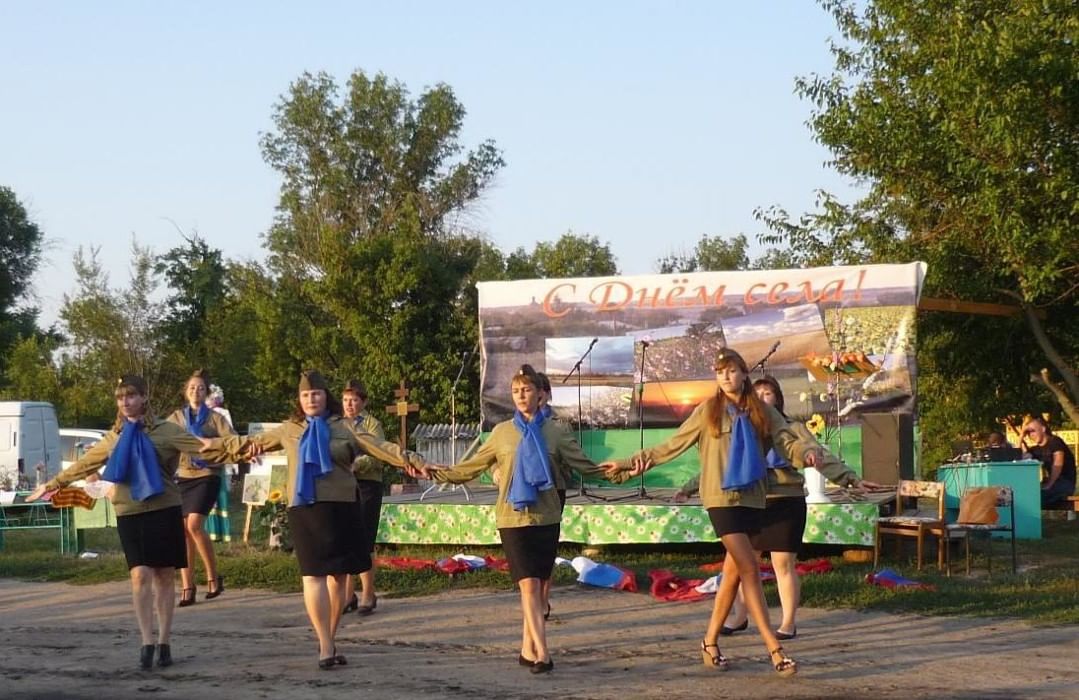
[[378, 485, 892, 548]]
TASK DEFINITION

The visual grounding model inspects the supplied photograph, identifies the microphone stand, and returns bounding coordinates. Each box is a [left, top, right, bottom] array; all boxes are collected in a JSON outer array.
[[608, 340, 660, 502], [562, 339, 608, 501], [751, 341, 781, 375], [422, 349, 473, 502]]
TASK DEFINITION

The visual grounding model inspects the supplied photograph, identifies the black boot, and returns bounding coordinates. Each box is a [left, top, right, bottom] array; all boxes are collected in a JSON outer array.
[[156, 644, 173, 668]]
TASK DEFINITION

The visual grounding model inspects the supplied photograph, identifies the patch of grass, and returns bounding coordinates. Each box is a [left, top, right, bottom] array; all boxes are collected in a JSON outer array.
[[3, 504, 1077, 625]]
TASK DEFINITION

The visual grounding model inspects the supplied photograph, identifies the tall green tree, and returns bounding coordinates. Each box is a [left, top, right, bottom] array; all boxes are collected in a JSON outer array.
[[257, 70, 504, 430], [657, 234, 751, 273], [58, 242, 173, 422], [491, 232, 620, 280], [0, 186, 47, 378], [763, 0, 1079, 464]]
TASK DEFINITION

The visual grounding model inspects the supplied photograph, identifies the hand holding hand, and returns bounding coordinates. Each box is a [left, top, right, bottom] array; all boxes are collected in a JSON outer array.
[[599, 461, 624, 479], [629, 455, 654, 477]]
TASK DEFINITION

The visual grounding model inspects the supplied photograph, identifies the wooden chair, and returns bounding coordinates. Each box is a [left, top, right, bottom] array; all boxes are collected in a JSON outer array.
[[874, 480, 946, 571], [946, 486, 1016, 576]]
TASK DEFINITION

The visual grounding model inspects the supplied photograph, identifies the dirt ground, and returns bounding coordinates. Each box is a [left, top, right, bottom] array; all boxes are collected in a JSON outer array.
[[1, 578, 1076, 699]]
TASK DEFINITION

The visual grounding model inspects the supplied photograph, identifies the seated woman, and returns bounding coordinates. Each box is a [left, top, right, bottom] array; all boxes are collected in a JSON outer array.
[[1021, 417, 1076, 507]]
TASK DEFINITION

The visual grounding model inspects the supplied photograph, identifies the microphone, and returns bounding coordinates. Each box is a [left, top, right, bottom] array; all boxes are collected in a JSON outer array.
[[770, 340, 781, 353], [588, 338, 598, 348], [640, 340, 651, 348]]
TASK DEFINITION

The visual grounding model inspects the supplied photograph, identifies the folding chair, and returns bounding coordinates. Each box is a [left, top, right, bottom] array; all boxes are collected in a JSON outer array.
[[946, 486, 1016, 576]]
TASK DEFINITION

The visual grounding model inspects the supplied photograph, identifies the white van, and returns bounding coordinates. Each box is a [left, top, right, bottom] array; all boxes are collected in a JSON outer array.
[[59, 428, 108, 472], [0, 401, 62, 490]]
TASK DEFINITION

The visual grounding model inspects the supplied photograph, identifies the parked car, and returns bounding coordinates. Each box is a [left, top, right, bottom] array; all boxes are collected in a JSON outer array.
[[0, 401, 62, 490]]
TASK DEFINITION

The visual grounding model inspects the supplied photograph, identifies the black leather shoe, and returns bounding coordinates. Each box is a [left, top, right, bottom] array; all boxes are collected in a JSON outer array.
[[530, 659, 554, 674], [775, 626, 797, 641], [719, 620, 748, 636], [139, 645, 155, 670], [205, 576, 224, 600], [543, 602, 551, 620], [517, 654, 534, 667], [357, 594, 377, 616], [156, 644, 172, 668], [333, 647, 348, 666], [318, 657, 336, 670], [178, 588, 196, 607], [343, 593, 359, 613]]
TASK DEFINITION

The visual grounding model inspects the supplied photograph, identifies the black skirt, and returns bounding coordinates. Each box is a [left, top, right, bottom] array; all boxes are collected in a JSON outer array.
[[751, 497, 807, 553], [177, 474, 221, 516], [117, 506, 187, 570], [356, 479, 384, 554], [499, 523, 560, 582], [707, 506, 762, 538], [289, 501, 372, 577]]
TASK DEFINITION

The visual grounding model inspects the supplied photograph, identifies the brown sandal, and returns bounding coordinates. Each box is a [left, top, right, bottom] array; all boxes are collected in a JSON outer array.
[[700, 641, 729, 671], [770, 646, 797, 677]]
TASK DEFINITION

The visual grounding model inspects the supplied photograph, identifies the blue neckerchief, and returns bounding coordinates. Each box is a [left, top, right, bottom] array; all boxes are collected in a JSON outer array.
[[102, 419, 165, 501], [721, 405, 767, 490], [507, 410, 554, 511], [293, 414, 335, 506], [766, 447, 788, 469], [183, 404, 210, 469]]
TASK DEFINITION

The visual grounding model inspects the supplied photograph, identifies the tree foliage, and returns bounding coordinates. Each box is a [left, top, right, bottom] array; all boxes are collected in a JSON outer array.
[[764, 0, 1079, 464], [657, 234, 751, 273], [491, 232, 620, 280], [0, 186, 46, 380], [255, 70, 505, 431]]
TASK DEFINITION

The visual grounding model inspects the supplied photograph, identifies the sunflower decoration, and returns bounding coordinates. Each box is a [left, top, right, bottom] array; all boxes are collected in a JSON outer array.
[[258, 489, 291, 551], [805, 414, 826, 437]]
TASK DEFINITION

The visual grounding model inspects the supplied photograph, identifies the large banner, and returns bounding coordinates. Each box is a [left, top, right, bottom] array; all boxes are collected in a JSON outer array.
[[476, 263, 926, 431]]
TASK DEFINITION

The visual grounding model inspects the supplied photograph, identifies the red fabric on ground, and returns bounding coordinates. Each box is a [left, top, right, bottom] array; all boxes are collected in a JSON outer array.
[[699, 557, 834, 577], [648, 569, 711, 602], [484, 556, 510, 571], [377, 557, 437, 571]]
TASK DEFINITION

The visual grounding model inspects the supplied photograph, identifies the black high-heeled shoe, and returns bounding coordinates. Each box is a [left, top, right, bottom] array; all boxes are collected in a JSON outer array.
[[205, 575, 224, 600], [178, 587, 196, 608], [719, 619, 747, 636], [517, 654, 534, 667], [156, 644, 173, 668], [543, 602, 551, 620], [530, 658, 554, 674], [357, 594, 377, 616], [333, 646, 348, 666], [139, 644, 155, 670], [343, 593, 359, 614]]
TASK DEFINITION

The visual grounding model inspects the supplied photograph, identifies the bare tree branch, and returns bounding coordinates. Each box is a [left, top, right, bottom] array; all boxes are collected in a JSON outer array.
[[999, 288, 1079, 401]]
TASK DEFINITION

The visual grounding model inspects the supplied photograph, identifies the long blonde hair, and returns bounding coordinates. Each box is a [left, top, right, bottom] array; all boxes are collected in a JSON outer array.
[[705, 349, 770, 441]]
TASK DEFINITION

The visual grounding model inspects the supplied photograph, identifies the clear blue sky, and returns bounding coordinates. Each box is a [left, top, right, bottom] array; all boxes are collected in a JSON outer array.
[[1, 1, 855, 326]]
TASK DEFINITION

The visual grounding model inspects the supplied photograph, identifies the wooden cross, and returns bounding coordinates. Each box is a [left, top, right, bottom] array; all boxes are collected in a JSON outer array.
[[385, 379, 420, 450]]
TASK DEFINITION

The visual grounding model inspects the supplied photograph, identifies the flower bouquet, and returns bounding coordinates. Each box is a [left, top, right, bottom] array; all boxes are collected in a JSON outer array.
[[799, 351, 878, 382]]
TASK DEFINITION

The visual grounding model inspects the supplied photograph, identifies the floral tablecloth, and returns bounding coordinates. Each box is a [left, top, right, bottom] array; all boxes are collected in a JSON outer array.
[[378, 501, 878, 547]]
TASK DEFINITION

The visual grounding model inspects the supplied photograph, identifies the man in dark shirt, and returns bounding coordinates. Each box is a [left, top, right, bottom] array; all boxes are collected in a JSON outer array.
[[1022, 417, 1077, 507]]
